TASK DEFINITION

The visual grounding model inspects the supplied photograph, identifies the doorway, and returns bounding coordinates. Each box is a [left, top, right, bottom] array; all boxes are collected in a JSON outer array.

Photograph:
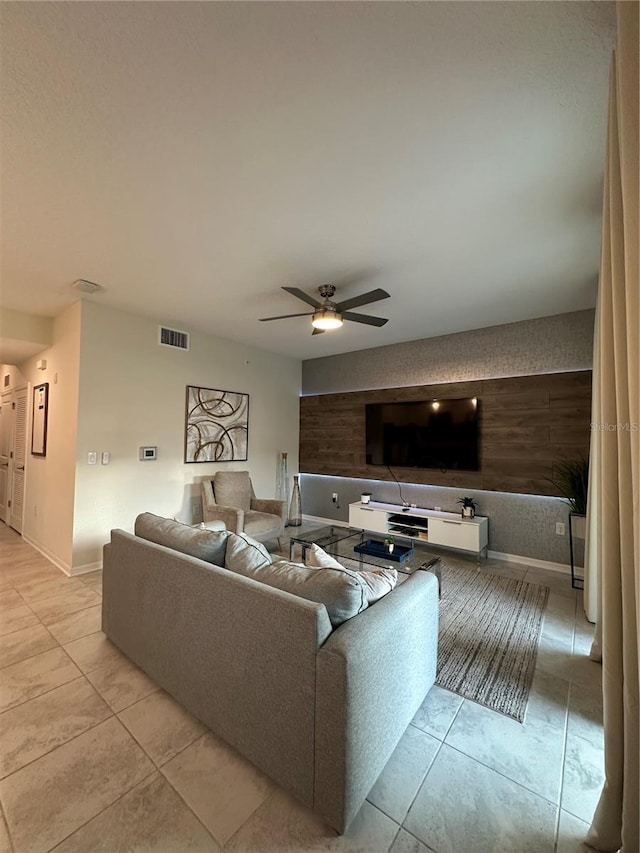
[[0, 385, 28, 532]]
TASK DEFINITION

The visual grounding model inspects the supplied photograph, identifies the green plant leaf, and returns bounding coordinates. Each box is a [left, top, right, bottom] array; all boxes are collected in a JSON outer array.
[[546, 455, 589, 515]]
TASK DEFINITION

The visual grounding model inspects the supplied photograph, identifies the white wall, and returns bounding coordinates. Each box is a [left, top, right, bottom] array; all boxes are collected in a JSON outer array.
[[72, 301, 301, 570], [18, 303, 81, 571]]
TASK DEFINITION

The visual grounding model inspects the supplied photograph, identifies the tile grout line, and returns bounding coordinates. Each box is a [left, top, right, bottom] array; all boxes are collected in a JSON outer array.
[[222, 786, 283, 850], [117, 707, 207, 771], [387, 824, 402, 853], [397, 740, 445, 850], [1, 603, 102, 673], [396, 824, 440, 853], [40, 767, 161, 853], [159, 733, 276, 850], [0, 793, 16, 853], [443, 741, 562, 811], [0, 666, 85, 717], [154, 764, 225, 850], [0, 683, 114, 783], [552, 607, 575, 851]]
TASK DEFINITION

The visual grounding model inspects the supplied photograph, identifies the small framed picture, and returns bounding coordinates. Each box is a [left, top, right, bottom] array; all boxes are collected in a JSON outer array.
[[32, 383, 49, 456]]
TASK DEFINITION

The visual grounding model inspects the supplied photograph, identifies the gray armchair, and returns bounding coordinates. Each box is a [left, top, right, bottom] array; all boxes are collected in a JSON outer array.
[[202, 471, 286, 545]]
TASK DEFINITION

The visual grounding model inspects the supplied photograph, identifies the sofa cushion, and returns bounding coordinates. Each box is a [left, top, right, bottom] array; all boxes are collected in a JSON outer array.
[[224, 532, 272, 573], [134, 513, 228, 566], [214, 471, 252, 512], [306, 543, 398, 605], [229, 557, 368, 628]]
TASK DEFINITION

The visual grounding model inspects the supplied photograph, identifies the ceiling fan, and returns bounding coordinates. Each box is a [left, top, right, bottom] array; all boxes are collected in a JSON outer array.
[[259, 285, 390, 335]]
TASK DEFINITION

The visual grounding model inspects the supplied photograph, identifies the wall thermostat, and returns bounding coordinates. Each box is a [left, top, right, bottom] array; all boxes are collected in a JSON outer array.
[[139, 446, 157, 461]]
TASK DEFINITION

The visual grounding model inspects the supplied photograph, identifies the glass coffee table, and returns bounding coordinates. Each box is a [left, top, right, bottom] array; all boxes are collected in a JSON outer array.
[[288, 525, 362, 562], [288, 524, 441, 588]]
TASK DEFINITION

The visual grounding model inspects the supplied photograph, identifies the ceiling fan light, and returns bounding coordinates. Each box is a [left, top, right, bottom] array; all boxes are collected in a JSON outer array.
[[312, 309, 343, 330]]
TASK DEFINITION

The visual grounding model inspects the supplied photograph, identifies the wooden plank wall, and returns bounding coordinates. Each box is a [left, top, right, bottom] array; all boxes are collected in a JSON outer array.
[[299, 371, 592, 496]]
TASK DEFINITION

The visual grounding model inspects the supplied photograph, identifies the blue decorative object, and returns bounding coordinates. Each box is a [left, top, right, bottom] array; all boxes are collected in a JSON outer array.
[[354, 539, 414, 563]]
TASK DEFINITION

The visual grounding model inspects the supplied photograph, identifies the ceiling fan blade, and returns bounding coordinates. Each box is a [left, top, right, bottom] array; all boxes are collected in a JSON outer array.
[[312, 327, 325, 335], [334, 288, 390, 312], [282, 286, 322, 308], [343, 311, 389, 327], [259, 312, 313, 322]]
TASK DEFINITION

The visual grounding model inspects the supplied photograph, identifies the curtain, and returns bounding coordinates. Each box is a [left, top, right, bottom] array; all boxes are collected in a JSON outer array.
[[584, 2, 639, 851]]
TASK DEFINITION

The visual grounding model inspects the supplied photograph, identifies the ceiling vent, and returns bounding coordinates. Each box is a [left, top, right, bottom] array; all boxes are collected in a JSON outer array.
[[159, 326, 190, 351], [72, 279, 104, 294]]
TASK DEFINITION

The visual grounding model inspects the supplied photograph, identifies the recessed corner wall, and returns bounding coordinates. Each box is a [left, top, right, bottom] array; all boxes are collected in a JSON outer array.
[[300, 371, 592, 496], [300, 311, 594, 567]]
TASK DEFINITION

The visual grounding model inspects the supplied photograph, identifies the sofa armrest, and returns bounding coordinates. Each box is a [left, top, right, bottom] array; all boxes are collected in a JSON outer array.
[[251, 498, 287, 521], [203, 505, 243, 533], [314, 570, 439, 832]]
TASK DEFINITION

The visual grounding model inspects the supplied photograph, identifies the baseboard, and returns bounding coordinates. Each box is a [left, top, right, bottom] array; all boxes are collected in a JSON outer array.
[[70, 561, 103, 576], [487, 550, 573, 575], [300, 513, 340, 526], [299, 516, 576, 575], [20, 534, 102, 577], [22, 534, 72, 576]]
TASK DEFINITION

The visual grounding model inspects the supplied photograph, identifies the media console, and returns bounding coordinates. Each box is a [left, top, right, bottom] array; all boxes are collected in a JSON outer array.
[[348, 501, 489, 559]]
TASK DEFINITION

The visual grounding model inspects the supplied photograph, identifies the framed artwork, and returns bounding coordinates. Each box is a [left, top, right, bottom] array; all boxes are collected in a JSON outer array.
[[32, 383, 49, 456], [184, 385, 249, 463]]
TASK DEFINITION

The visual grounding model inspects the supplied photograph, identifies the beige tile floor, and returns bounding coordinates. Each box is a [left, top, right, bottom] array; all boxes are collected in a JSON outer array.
[[0, 522, 604, 852]]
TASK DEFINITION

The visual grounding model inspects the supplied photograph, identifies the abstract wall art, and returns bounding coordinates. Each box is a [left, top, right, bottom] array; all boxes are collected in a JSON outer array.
[[184, 385, 249, 463]]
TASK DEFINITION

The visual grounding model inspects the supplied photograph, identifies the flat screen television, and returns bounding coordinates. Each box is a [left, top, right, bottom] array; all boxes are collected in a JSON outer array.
[[365, 397, 480, 471]]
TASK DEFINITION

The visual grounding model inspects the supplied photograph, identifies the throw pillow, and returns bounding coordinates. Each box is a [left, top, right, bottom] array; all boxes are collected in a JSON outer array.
[[306, 543, 398, 604], [224, 532, 272, 573], [358, 568, 398, 604], [228, 557, 368, 627], [134, 513, 229, 566]]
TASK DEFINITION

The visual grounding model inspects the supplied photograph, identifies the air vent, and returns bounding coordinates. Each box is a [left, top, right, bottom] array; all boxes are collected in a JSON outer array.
[[159, 326, 190, 351]]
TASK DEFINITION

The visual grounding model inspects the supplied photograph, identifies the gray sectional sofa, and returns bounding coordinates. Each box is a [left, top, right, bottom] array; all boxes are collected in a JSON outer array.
[[102, 514, 439, 833]]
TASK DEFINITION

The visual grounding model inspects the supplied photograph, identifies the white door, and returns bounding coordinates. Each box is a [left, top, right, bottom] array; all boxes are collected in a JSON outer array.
[[8, 387, 28, 533], [0, 391, 10, 522]]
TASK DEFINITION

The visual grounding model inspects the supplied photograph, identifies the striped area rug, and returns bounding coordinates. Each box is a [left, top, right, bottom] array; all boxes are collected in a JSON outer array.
[[436, 562, 549, 722]]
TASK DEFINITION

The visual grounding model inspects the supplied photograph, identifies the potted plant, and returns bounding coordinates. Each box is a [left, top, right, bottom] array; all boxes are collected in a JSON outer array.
[[361, 491, 373, 505], [383, 535, 395, 554], [457, 497, 477, 518], [547, 455, 589, 536]]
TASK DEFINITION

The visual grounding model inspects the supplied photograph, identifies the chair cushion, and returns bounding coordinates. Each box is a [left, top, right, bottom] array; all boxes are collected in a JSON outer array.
[[306, 543, 398, 605], [134, 513, 229, 566], [244, 510, 281, 538], [214, 471, 252, 512], [224, 532, 272, 573]]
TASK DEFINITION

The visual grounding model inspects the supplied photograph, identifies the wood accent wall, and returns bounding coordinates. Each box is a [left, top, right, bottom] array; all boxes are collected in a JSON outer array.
[[299, 371, 592, 496]]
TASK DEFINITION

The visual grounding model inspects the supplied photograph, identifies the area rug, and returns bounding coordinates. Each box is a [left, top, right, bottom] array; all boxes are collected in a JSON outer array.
[[435, 561, 549, 722], [279, 534, 549, 722]]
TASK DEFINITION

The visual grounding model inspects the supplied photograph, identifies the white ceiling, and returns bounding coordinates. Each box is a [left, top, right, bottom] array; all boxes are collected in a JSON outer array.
[[0, 2, 615, 360]]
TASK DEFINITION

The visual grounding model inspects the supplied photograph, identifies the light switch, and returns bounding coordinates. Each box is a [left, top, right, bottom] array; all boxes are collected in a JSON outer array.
[[87, 451, 97, 465], [101, 451, 110, 465]]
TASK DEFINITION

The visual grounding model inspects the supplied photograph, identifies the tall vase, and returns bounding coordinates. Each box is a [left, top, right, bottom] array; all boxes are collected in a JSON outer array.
[[288, 475, 302, 527], [275, 452, 289, 508]]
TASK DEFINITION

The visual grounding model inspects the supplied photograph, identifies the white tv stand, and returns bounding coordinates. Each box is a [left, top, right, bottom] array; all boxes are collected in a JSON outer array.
[[348, 501, 489, 559]]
